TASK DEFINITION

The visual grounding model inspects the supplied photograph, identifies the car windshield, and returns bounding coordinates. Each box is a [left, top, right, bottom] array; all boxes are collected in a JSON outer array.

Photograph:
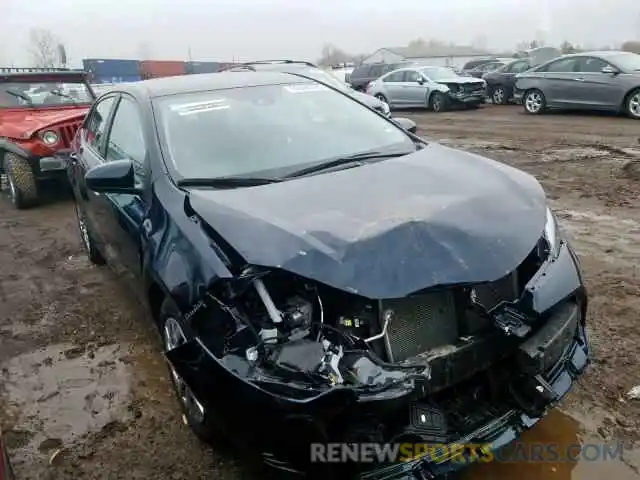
[[155, 82, 413, 179], [418, 66, 459, 80], [609, 52, 640, 71], [0, 80, 93, 107]]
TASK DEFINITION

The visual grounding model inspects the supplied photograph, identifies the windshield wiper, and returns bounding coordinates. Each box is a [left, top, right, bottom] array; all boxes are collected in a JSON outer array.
[[48, 90, 77, 104], [4, 89, 33, 106], [177, 176, 282, 188], [284, 151, 412, 179]]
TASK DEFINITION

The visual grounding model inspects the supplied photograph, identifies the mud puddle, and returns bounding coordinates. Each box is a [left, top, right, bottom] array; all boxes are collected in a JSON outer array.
[[2, 342, 132, 468], [461, 409, 640, 480]]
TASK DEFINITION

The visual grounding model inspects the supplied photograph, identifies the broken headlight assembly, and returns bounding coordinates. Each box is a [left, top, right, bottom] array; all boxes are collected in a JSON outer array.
[[543, 207, 561, 259]]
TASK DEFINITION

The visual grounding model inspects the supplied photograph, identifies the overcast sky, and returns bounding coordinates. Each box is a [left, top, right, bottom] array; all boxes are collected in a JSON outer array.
[[3, 0, 640, 66]]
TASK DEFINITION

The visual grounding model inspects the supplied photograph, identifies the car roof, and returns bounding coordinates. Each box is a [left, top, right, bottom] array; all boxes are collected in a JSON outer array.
[[111, 71, 315, 99]]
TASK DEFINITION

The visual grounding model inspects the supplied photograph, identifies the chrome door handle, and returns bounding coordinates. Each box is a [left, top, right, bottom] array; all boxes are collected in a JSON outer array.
[[574, 78, 585, 81]]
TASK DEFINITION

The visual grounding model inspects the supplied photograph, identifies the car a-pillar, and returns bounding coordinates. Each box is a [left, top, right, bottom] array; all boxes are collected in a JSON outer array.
[[1, 150, 38, 209]]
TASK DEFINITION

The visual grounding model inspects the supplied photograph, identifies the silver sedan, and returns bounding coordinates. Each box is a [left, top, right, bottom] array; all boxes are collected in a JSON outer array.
[[367, 66, 486, 112], [514, 51, 640, 119]]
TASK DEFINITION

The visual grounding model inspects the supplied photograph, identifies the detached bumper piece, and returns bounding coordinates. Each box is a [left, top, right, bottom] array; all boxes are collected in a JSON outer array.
[[358, 300, 589, 480]]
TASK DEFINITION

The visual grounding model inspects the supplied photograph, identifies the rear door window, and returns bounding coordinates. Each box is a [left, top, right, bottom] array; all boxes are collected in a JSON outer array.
[[84, 95, 117, 155]]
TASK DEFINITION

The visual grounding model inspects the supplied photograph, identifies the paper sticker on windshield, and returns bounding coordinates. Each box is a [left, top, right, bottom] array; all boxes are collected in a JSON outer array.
[[283, 84, 329, 93], [170, 99, 230, 115]]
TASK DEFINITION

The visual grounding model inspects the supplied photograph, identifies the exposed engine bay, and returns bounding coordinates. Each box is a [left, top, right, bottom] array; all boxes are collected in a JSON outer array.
[[182, 232, 586, 446]]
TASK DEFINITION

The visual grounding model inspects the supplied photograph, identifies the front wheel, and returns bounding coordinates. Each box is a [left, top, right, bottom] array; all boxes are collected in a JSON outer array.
[[491, 86, 508, 105], [4, 153, 38, 209], [75, 204, 106, 265], [523, 89, 546, 115], [625, 88, 640, 120], [160, 299, 221, 444], [429, 92, 449, 113]]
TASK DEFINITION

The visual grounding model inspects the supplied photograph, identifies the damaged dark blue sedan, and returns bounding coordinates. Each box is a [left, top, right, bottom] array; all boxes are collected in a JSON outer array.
[[67, 70, 590, 479]]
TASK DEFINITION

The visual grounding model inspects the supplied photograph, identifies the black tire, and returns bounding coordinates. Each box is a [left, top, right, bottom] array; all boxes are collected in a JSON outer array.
[[4, 153, 38, 209], [160, 298, 222, 444], [624, 88, 640, 120], [75, 203, 106, 265], [429, 92, 449, 113], [491, 85, 508, 105], [523, 89, 546, 115]]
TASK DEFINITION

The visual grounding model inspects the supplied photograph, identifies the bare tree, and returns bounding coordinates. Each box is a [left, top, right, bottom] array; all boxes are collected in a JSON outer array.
[[318, 43, 351, 66], [621, 40, 640, 54], [560, 40, 577, 54], [29, 28, 60, 68]]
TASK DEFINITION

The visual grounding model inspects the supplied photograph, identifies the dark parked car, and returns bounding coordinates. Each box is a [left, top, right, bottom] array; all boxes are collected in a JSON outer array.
[[466, 61, 507, 78], [461, 58, 500, 71], [69, 70, 590, 479], [224, 60, 408, 126], [348, 62, 408, 91], [514, 51, 640, 119], [483, 58, 535, 104]]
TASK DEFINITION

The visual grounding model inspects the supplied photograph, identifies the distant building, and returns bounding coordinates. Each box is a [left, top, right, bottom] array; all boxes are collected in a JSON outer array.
[[361, 45, 494, 69]]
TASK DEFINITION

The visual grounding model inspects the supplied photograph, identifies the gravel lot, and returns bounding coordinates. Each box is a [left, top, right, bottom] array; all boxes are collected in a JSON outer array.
[[1, 104, 639, 479]]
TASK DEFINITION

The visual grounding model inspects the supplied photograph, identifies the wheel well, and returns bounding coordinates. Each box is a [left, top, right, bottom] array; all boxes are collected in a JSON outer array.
[[622, 87, 640, 110], [147, 282, 165, 324]]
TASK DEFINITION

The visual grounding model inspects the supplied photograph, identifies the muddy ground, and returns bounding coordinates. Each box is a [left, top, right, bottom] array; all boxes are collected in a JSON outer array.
[[1, 104, 640, 479]]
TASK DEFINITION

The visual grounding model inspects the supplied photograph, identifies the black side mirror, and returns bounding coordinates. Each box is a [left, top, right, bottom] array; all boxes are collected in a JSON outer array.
[[392, 117, 417, 134], [85, 159, 141, 194], [416, 76, 425, 85]]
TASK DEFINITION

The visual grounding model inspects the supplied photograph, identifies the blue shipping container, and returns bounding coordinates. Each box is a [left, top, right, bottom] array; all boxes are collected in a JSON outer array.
[[82, 59, 141, 77], [185, 61, 222, 74]]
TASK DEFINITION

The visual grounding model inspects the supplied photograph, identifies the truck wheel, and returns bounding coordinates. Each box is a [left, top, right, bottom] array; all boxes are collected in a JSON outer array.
[[4, 153, 38, 209], [429, 92, 449, 112]]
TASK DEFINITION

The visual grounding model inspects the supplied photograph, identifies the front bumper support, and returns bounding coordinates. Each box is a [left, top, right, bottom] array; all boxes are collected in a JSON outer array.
[[359, 312, 590, 480]]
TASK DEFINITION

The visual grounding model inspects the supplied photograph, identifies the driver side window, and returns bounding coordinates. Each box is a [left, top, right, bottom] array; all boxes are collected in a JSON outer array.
[[104, 97, 147, 182], [403, 70, 421, 83]]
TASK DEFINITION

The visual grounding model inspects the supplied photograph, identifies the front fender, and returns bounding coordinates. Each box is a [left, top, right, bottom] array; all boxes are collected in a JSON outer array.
[[0, 138, 34, 168]]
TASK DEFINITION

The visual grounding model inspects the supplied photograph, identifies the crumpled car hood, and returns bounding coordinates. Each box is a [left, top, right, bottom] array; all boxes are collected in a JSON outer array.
[[0, 107, 89, 139], [187, 143, 547, 299]]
